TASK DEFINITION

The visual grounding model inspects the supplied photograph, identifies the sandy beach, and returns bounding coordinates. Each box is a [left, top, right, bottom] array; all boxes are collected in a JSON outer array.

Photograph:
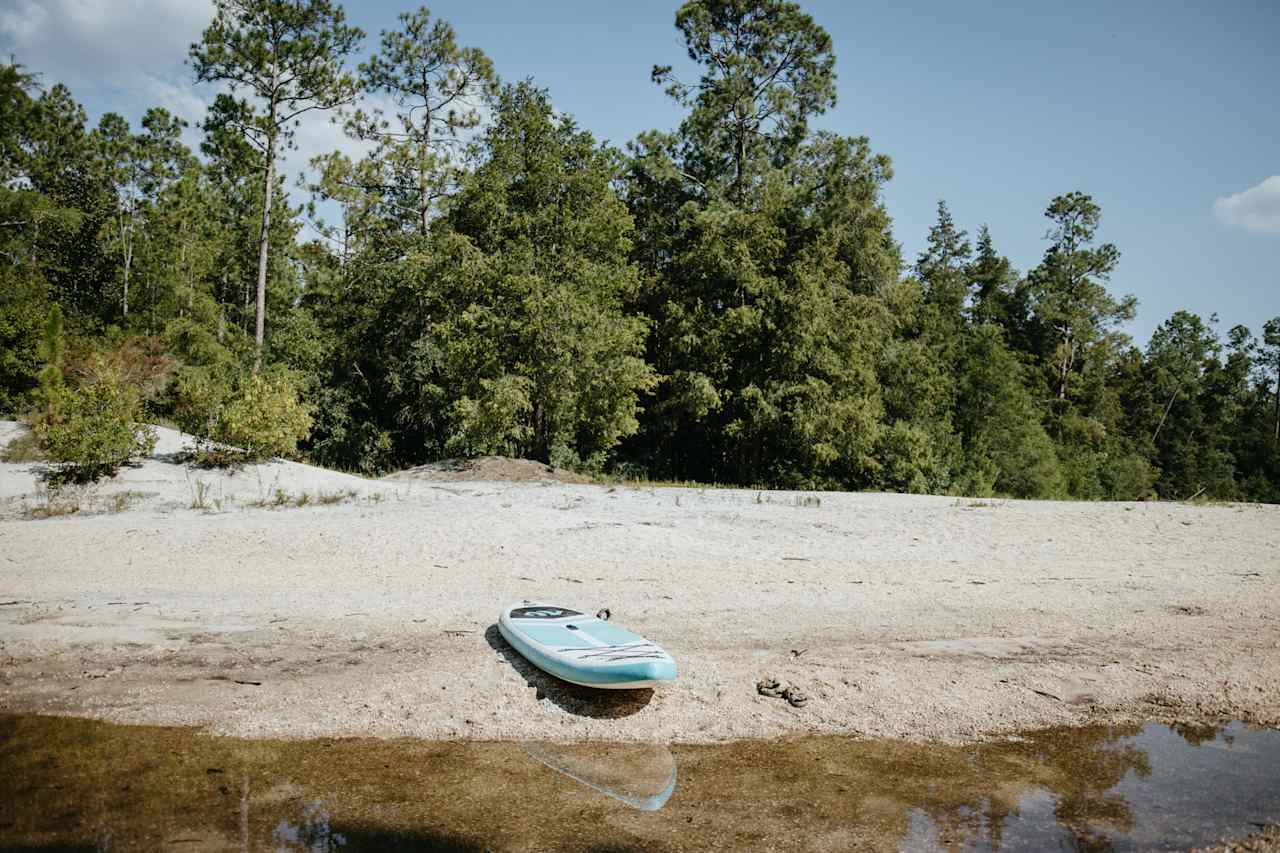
[[1, 421, 1278, 744]]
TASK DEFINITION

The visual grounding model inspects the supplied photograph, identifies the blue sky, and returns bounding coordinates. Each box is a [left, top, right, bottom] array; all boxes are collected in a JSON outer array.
[[3, 0, 1276, 344]]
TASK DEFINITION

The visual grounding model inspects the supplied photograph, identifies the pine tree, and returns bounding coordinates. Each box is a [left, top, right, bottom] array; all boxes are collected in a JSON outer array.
[[651, 0, 837, 200], [351, 6, 497, 236], [190, 0, 363, 371], [915, 200, 971, 322]]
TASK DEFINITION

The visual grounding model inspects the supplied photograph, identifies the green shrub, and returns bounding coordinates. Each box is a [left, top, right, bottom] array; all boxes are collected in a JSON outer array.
[[446, 375, 534, 458], [34, 365, 157, 482], [172, 366, 232, 453], [219, 372, 313, 461], [0, 270, 50, 417], [174, 367, 312, 464]]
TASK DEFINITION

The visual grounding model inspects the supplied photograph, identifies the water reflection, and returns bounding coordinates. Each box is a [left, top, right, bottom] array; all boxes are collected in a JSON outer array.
[[521, 742, 677, 811], [273, 800, 348, 851], [1, 715, 1277, 852]]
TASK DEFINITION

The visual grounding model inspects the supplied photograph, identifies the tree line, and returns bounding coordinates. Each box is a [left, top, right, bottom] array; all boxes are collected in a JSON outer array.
[[1, 0, 1277, 500]]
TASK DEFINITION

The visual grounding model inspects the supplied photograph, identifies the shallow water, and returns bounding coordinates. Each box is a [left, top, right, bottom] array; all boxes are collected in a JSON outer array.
[[1, 715, 1277, 851]]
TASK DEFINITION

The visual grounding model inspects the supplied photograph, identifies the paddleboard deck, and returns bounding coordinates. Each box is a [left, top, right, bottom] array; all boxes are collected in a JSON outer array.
[[498, 602, 677, 689]]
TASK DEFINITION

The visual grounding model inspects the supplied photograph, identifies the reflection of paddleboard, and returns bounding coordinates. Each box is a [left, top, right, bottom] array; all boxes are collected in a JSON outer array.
[[498, 602, 677, 689], [522, 742, 677, 811]]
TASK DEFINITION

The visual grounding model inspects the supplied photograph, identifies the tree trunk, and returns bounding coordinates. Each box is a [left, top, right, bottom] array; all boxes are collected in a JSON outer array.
[[121, 216, 132, 319], [1273, 365, 1279, 445], [1057, 335, 1075, 401], [181, 239, 191, 315], [418, 145, 430, 235], [1152, 385, 1179, 444], [733, 125, 746, 202], [418, 100, 432, 235], [254, 136, 276, 374]]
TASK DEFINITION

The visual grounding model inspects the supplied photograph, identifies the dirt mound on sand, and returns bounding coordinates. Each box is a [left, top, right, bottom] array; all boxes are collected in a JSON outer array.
[[382, 456, 593, 484]]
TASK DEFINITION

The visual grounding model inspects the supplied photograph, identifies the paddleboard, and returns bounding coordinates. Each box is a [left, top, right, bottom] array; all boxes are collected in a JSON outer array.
[[498, 602, 677, 689]]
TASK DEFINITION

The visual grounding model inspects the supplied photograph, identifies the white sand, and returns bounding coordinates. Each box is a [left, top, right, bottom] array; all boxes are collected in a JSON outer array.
[[1, 420, 1278, 743]]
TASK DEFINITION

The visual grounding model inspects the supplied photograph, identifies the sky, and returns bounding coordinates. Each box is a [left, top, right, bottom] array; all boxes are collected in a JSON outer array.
[[1, 0, 1276, 345]]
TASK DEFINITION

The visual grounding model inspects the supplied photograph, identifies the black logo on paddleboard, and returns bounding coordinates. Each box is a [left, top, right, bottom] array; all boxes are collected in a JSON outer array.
[[510, 606, 582, 620]]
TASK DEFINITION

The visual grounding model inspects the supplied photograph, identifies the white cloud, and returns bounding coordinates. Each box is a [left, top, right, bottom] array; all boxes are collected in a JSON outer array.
[[0, 0, 214, 104], [0, 0, 385, 228], [1213, 176, 1280, 235]]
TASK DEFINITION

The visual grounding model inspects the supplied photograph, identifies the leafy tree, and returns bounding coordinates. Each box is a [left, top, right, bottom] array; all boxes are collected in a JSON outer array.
[[35, 303, 65, 404], [0, 66, 77, 415], [951, 325, 1063, 497], [0, 62, 39, 184], [220, 370, 313, 460], [131, 109, 195, 329], [627, 3, 900, 487], [199, 95, 301, 345], [0, 268, 49, 416], [874, 280, 961, 493], [18, 83, 112, 322], [301, 151, 387, 262], [1263, 317, 1280, 447], [1146, 310, 1218, 444], [149, 161, 221, 323], [190, 0, 363, 370], [1150, 314, 1245, 497], [1224, 323, 1280, 502], [424, 82, 656, 468]]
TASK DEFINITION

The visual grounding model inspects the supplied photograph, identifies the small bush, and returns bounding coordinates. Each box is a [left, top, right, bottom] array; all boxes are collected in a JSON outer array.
[[220, 372, 313, 461], [34, 365, 156, 482], [172, 366, 232, 454], [173, 367, 312, 464]]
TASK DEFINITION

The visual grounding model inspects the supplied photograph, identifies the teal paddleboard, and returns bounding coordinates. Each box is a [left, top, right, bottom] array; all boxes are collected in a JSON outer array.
[[498, 601, 677, 689]]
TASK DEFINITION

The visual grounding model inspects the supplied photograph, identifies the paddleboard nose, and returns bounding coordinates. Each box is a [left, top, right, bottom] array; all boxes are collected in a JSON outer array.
[[642, 659, 678, 683]]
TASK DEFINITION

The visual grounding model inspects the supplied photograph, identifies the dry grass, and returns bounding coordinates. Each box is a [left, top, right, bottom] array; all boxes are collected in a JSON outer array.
[[245, 488, 361, 510], [755, 491, 822, 508], [24, 482, 81, 519], [954, 498, 1003, 509]]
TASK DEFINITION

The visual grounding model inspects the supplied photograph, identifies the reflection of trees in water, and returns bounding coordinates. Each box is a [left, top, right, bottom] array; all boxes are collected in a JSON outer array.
[[1172, 721, 1225, 747], [1044, 726, 1150, 851], [6, 714, 1257, 853], [920, 800, 988, 851], [273, 800, 347, 851], [911, 724, 1151, 852]]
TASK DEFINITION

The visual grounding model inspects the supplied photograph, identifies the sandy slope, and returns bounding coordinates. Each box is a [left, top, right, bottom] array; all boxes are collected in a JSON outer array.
[[0, 421, 382, 515], [1, 420, 1278, 743]]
